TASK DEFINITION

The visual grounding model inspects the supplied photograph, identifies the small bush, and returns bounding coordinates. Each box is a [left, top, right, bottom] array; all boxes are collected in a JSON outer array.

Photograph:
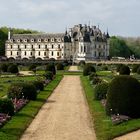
[[106, 75, 140, 118], [119, 65, 130, 75], [44, 71, 53, 80], [94, 82, 109, 100], [0, 63, 9, 72], [92, 77, 102, 85], [0, 99, 14, 116], [132, 65, 139, 73], [79, 60, 86, 66], [8, 82, 37, 100], [83, 64, 96, 76], [29, 64, 36, 71], [89, 72, 97, 81], [7, 64, 19, 73], [56, 63, 64, 70], [116, 64, 124, 72], [33, 81, 44, 91], [137, 66, 140, 74], [46, 63, 56, 75]]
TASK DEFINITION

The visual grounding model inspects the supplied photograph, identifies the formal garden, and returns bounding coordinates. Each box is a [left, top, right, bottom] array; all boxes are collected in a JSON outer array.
[[80, 61, 140, 140], [0, 60, 140, 140]]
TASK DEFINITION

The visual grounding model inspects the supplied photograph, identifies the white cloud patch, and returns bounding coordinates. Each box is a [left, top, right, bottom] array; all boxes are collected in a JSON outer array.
[[0, 0, 140, 36]]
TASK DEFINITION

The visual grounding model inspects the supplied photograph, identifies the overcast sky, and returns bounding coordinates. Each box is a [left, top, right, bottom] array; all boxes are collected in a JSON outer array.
[[0, 0, 140, 37]]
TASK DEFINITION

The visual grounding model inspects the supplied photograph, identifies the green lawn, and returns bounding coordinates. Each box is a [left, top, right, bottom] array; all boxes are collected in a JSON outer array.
[[0, 74, 63, 140], [81, 76, 140, 140]]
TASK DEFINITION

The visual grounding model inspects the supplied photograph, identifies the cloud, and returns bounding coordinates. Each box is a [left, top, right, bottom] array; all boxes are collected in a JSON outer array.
[[0, 0, 140, 36]]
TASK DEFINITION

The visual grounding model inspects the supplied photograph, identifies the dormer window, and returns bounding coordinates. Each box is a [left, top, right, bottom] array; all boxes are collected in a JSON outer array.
[[51, 38, 54, 42], [31, 39, 34, 42], [57, 38, 61, 42], [24, 39, 27, 42], [17, 39, 20, 42], [38, 39, 41, 42], [44, 39, 48, 42]]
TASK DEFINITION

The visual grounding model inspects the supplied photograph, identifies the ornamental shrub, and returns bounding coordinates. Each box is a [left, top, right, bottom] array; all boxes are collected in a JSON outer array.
[[94, 82, 109, 100], [119, 65, 130, 75], [92, 76, 102, 85], [79, 60, 86, 66], [89, 72, 97, 81], [0, 63, 9, 72], [7, 64, 19, 73], [29, 64, 36, 71], [8, 82, 37, 100], [106, 75, 140, 118], [46, 63, 56, 75], [33, 80, 44, 91], [56, 63, 64, 70], [83, 64, 96, 76], [44, 71, 54, 80], [0, 99, 14, 116], [132, 65, 139, 73], [137, 66, 140, 74], [116, 64, 124, 72]]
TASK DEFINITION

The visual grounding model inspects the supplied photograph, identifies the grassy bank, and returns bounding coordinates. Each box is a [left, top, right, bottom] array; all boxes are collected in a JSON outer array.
[[81, 76, 140, 140], [0, 74, 63, 140]]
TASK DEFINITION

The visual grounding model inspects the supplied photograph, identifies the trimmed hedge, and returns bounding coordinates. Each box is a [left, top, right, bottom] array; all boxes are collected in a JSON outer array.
[[44, 71, 54, 80], [83, 64, 96, 76], [8, 82, 37, 100], [0, 99, 14, 116], [119, 65, 130, 75], [89, 72, 97, 81], [94, 82, 109, 100], [56, 63, 64, 70], [106, 75, 140, 118], [7, 64, 19, 74], [132, 65, 139, 73], [46, 63, 56, 75], [33, 81, 44, 91]]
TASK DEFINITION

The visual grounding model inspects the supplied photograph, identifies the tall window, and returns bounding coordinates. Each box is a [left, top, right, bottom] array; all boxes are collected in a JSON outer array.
[[11, 51, 12, 55], [25, 51, 26, 56], [32, 45, 33, 49], [57, 52, 59, 56], [31, 52, 32, 56], [38, 51, 40, 56], [11, 45, 12, 49], [58, 44, 60, 49], [44, 52, 46, 56], [18, 45, 20, 49], [84, 46, 86, 53], [94, 51, 96, 57], [45, 45, 47, 49], [52, 51, 53, 56], [39, 45, 40, 49], [52, 44, 54, 49], [25, 45, 26, 49], [17, 52, 19, 55]]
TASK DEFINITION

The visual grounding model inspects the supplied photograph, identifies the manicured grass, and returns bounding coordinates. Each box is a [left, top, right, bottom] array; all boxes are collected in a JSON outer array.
[[0, 74, 63, 140], [81, 76, 140, 140]]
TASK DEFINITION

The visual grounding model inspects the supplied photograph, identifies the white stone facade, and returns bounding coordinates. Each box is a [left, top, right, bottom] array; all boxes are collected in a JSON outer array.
[[5, 24, 110, 61]]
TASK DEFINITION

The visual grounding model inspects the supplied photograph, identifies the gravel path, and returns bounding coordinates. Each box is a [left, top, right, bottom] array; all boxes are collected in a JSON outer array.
[[20, 76, 96, 140], [114, 129, 140, 140], [68, 66, 79, 71]]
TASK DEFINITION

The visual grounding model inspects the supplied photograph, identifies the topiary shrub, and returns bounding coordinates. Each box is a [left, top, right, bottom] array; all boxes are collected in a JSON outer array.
[[83, 64, 96, 76], [33, 81, 44, 91], [44, 71, 54, 80], [0, 63, 9, 72], [79, 60, 86, 66], [7, 64, 19, 73], [0, 99, 14, 116], [8, 82, 37, 100], [56, 63, 64, 70], [89, 72, 97, 81], [46, 63, 56, 75], [116, 64, 124, 72], [132, 65, 139, 73], [92, 76, 102, 85], [119, 65, 130, 75], [94, 82, 109, 100], [137, 66, 140, 74], [106, 75, 140, 118]]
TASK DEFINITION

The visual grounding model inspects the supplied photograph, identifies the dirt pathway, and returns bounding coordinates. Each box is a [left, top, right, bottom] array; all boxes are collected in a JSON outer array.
[[114, 129, 140, 140], [20, 76, 96, 140]]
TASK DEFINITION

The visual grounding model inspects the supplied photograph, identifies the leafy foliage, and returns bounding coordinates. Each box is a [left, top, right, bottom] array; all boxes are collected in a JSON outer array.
[[7, 64, 19, 73], [106, 75, 140, 118], [119, 65, 130, 75], [83, 64, 96, 76], [46, 63, 56, 75], [94, 82, 109, 100], [56, 63, 64, 70]]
